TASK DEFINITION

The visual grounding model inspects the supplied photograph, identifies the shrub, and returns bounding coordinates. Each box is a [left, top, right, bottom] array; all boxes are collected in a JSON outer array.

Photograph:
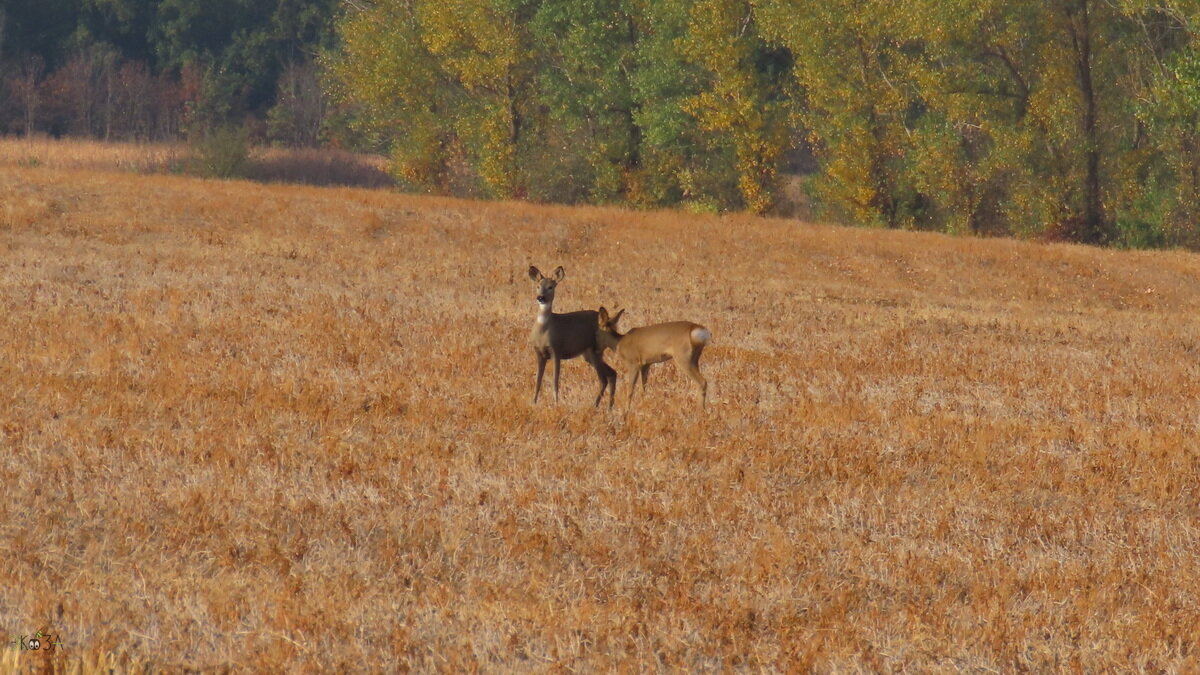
[[189, 125, 249, 178]]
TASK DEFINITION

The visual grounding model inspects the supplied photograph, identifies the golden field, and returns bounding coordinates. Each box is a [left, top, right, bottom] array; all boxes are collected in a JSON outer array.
[[1, 140, 1200, 671], [0, 136, 392, 188]]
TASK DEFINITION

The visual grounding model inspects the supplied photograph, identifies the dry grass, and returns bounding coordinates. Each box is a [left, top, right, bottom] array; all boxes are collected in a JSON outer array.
[[0, 136, 392, 189], [246, 147, 393, 189], [0, 136, 187, 174], [1, 143, 1200, 671]]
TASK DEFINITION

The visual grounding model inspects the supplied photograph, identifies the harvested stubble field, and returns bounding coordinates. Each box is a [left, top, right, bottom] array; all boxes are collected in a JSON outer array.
[[2, 151, 1200, 671], [0, 137, 393, 189]]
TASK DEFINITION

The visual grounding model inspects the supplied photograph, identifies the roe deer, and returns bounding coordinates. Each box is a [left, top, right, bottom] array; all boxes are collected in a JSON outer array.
[[595, 306, 711, 411], [528, 265, 616, 408]]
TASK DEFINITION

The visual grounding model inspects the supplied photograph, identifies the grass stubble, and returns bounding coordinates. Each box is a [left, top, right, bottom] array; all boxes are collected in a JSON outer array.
[[1, 140, 1199, 671]]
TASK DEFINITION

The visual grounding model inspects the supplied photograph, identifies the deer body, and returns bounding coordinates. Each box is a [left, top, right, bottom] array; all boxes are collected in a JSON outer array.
[[595, 307, 711, 411], [528, 266, 616, 408]]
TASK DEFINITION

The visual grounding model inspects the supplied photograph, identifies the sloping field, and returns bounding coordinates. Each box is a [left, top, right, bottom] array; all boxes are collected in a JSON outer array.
[[0, 137, 393, 189], [1, 161, 1199, 671]]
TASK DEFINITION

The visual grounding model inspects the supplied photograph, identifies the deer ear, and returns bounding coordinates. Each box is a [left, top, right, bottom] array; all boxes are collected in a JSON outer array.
[[552, 266, 565, 281], [598, 306, 609, 324], [528, 266, 542, 281], [612, 309, 625, 324]]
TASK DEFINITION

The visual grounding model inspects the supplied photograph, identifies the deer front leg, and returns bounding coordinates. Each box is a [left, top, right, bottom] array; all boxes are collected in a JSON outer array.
[[605, 364, 617, 409], [533, 352, 548, 404], [552, 354, 563, 404]]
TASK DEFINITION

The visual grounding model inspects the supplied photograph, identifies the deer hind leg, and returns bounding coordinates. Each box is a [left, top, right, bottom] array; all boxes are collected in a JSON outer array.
[[583, 349, 614, 409], [624, 366, 641, 415], [533, 352, 548, 404], [640, 364, 651, 393], [679, 352, 708, 408]]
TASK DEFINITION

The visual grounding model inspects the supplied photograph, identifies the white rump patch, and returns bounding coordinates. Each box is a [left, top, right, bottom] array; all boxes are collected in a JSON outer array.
[[692, 327, 712, 345]]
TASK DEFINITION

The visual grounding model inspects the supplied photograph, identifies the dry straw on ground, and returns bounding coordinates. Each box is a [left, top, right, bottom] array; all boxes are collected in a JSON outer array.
[[0, 136, 392, 188], [1, 142, 1199, 671]]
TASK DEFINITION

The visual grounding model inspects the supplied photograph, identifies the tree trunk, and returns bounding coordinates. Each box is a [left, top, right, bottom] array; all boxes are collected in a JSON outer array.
[[623, 15, 642, 179], [854, 36, 899, 228], [1068, 0, 1108, 243], [507, 77, 526, 199]]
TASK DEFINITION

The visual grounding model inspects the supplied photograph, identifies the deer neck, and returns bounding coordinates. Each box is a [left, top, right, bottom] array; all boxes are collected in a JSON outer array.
[[535, 301, 554, 328], [598, 328, 623, 352]]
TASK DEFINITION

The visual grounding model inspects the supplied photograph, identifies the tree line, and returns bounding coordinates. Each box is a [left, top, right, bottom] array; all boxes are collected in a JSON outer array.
[[0, 0, 339, 145], [6, 1, 1200, 247], [329, 0, 1200, 247]]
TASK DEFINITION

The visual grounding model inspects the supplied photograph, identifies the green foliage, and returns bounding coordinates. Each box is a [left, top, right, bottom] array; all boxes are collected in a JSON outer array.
[[189, 124, 249, 178], [151, 0, 339, 115], [759, 0, 922, 227], [1133, 40, 1200, 246], [325, 0, 544, 197], [323, 0, 456, 192], [1114, 182, 1171, 249], [0, 0, 340, 138], [625, 0, 712, 207], [529, 0, 639, 202]]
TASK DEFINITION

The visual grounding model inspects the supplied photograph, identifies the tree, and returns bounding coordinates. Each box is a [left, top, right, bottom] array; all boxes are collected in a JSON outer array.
[[529, 0, 641, 202], [7, 56, 45, 136], [903, 0, 1130, 241], [268, 59, 326, 147], [681, 0, 792, 213], [416, 0, 539, 198], [1120, 1, 1200, 245], [0, 0, 76, 67], [759, 0, 922, 227], [627, 0, 729, 209], [325, 0, 460, 191], [151, 0, 340, 128]]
